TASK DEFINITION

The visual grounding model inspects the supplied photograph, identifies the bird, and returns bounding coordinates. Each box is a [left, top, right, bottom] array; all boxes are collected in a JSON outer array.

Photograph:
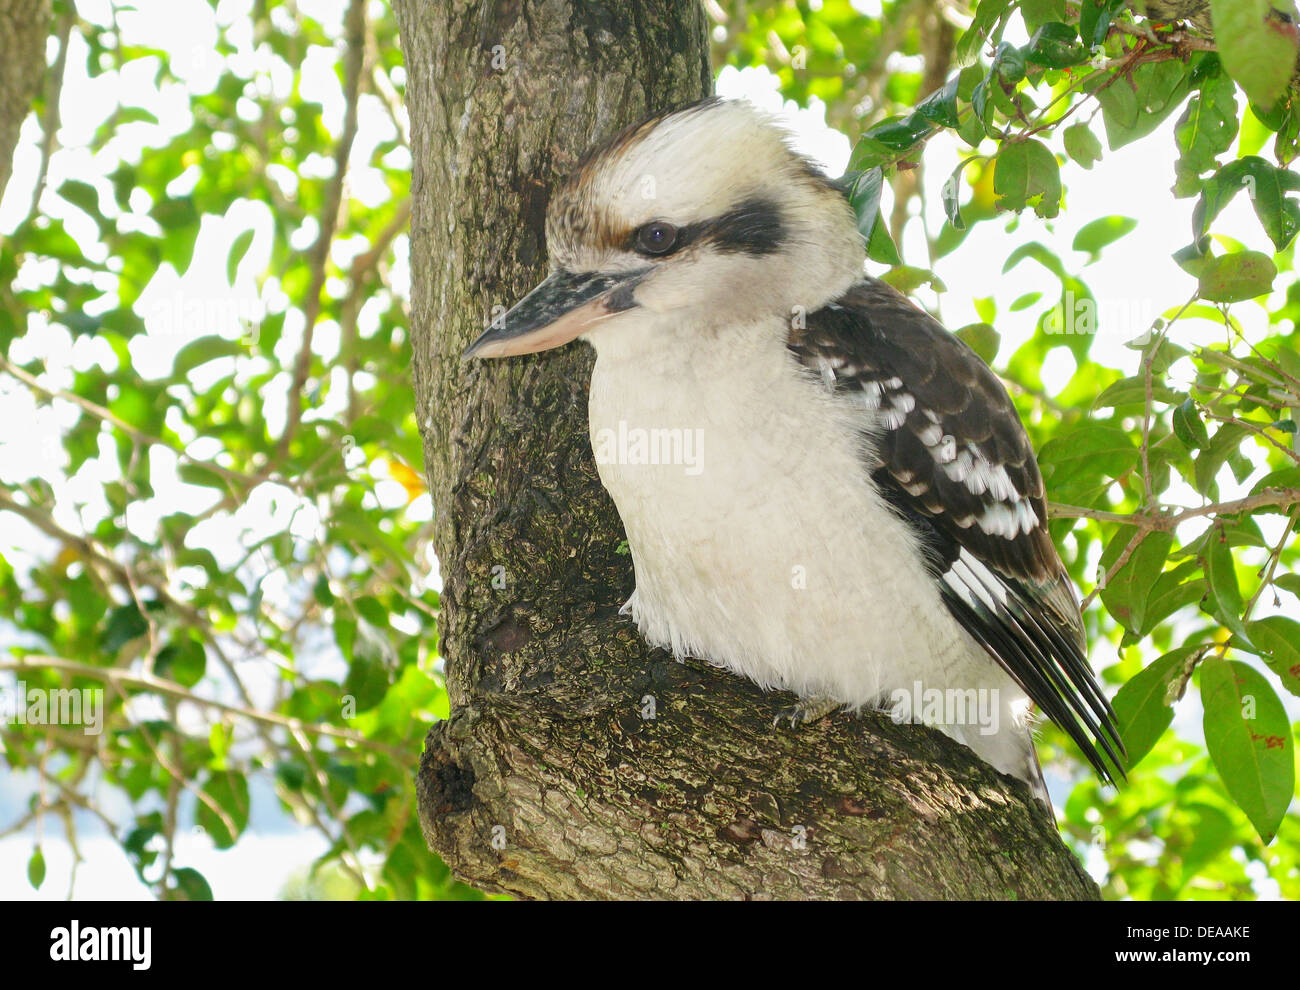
[[464, 96, 1124, 809]]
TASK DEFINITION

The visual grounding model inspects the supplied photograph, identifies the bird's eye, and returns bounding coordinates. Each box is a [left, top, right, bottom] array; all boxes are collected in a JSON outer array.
[[634, 221, 678, 256]]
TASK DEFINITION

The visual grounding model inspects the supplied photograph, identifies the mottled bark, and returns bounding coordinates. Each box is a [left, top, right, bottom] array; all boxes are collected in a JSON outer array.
[[0, 0, 50, 198], [396, 0, 1100, 900]]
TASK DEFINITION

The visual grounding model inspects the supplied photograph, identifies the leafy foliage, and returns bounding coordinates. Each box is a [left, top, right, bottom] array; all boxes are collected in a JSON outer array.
[[1, 0, 1297, 900], [1, 0, 475, 901], [714, 0, 1300, 898]]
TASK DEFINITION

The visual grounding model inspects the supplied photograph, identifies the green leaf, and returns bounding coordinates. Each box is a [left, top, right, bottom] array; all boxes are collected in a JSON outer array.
[[1063, 122, 1103, 169], [1202, 534, 1253, 647], [1200, 657, 1295, 843], [1097, 60, 1191, 149], [849, 116, 935, 170], [842, 170, 904, 263], [226, 229, 255, 284], [1038, 425, 1137, 503], [1194, 156, 1300, 250], [116, 105, 160, 127], [345, 627, 394, 712], [1020, 0, 1066, 33], [1100, 527, 1174, 634], [1092, 377, 1146, 409], [1002, 240, 1067, 278], [915, 74, 961, 128], [1092, 375, 1181, 408], [1245, 616, 1300, 697], [150, 196, 201, 273], [845, 167, 884, 242], [1211, 0, 1298, 110], [1194, 421, 1250, 497], [1173, 72, 1238, 195], [957, 106, 987, 147], [1172, 396, 1211, 449], [155, 635, 206, 688], [1025, 22, 1088, 68], [1112, 646, 1197, 768], [172, 335, 245, 379], [102, 602, 149, 653], [1139, 562, 1207, 636], [196, 771, 250, 849], [1196, 251, 1277, 302], [312, 574, 335, 607], [178, 461, 234, 490], [880, 266, 946, 296], [866, 213, 902, 265], [954, 322, 1000, 363], [170, 867, 214, 901], [1079, 0, 1127, 47], [941, 165, 966, 229], [27, 846, 46, 890], [956, 0, 1011, 66], [993, 139, 1061, 217], [355, 595, 389, 628], [1072, 215, 1137, 259], [57, 179, 105, 222], [275, 760, 307, 791], [1275, 572, 1300, 598]]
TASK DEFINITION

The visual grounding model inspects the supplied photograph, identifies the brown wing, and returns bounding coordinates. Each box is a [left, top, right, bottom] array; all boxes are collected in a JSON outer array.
[[791, 278, 1124, 783]]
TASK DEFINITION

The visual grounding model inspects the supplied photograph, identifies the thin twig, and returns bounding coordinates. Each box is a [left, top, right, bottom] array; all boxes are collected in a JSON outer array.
[[1049, 487, 1300, 528], [20, 9, 75, 231], [277, 0, 367, 459], [0, 654, 413, 762]]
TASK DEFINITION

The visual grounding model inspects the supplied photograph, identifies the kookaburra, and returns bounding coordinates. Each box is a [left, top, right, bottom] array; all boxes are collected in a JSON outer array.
[[465, 97, 1124, 807]]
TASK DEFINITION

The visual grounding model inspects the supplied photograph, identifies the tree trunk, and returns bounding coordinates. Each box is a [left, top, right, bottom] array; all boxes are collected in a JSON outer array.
[[0, 0, 50, 199], [395, 0, 1101, 900]]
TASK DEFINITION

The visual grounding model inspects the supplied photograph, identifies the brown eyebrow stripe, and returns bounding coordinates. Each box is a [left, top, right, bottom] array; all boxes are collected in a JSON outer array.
[[554, 101, 724, 254], [568, 96, 723, 189]]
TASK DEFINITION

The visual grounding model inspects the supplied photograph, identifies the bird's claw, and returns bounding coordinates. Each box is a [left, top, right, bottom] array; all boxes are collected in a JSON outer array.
[[772, 696, 841, 729]]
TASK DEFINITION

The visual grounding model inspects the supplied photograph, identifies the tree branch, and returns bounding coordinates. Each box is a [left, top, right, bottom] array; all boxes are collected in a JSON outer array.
[[277, 0, 367, 459], [398, 0, 1100, 900], [0, 653, 411, 761], [1049, 487, 1300, 529]]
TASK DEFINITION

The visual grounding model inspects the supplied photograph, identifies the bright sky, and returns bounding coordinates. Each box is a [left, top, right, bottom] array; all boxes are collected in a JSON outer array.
[[0, 1, 1294, 899]]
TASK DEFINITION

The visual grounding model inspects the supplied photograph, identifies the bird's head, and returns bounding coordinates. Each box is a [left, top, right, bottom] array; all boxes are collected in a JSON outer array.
[[464, 97, 865, 360]]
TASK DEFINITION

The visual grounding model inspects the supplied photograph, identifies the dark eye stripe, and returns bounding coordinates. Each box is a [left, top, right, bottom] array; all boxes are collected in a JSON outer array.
[[693, 197, 785, 255], [620, 197, 785, 259]]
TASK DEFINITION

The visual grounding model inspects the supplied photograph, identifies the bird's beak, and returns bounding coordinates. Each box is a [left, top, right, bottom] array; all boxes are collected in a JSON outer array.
[[463, 268, 649, 360]]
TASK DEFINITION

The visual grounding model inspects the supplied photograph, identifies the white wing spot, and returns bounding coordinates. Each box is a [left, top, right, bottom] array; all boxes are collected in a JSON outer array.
[[860, 381, 882, 412], [943, 448, 973, 483], [881, 405, 907, 429], [976, 502, 1021, 539], [937, 433, 957, 463]]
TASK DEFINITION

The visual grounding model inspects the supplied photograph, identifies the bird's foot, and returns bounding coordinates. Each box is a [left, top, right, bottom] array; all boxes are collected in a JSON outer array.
[[773, 696, 842, 729]]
